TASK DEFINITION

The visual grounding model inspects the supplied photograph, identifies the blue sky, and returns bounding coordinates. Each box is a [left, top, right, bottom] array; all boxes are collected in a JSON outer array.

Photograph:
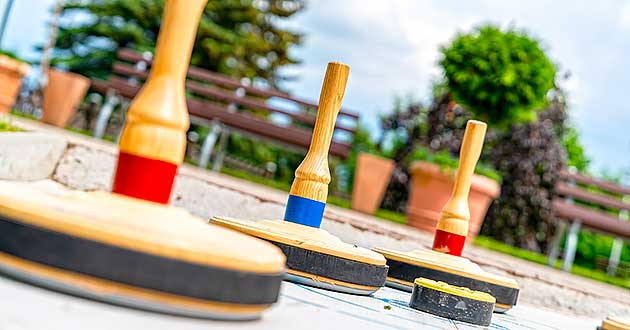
[[3, 0, 630, 178]]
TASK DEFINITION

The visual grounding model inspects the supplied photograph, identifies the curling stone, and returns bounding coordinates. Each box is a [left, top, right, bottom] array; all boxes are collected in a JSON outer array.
[[600, 315, 630, 330], [374, 120, 520, 312], [0, 181, 285, 320], [410, 278, 495, 326], [212, 62, 388, 295]]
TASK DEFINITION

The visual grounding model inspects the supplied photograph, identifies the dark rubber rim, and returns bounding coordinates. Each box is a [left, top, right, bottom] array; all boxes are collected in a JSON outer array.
[[386, 258, 518, 306], [410, 282, 494, 326], [0, 215, 284, 305], [271, 241, 388, 288]]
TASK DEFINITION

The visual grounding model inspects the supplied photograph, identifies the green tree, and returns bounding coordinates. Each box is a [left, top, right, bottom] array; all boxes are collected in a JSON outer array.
[[53, 0, 303, 85], [439, 25, 556, 127], [561, 126, 591, 172]]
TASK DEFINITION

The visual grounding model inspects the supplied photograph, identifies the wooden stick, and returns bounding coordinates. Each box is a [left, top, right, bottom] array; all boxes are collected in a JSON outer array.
[[113, 0, 208, 204], [433, 120, 487, 256], [284, 62, 349, 227]]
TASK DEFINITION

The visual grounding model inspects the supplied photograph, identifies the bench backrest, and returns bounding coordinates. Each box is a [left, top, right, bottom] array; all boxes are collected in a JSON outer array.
[[553, 169, 630, 239], [113, 48, 359, 139]]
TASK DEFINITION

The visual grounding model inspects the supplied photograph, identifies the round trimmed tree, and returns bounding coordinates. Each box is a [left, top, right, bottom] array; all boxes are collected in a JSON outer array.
[[439, 25, 556, 126]]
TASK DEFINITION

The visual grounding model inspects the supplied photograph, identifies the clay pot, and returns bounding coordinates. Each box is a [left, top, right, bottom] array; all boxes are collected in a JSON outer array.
[[0, 55, 30, 113], [42, 69, 90, 127], [407, 161, 500, 239], [351, 153, 395, 214]]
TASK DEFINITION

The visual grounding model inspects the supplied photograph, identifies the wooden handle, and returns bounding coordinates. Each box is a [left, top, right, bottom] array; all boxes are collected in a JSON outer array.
[[114, 0, 207, 204], [118, 0, 207, 164], [289, 62, 350, 202], [437, 120, 487, 233]]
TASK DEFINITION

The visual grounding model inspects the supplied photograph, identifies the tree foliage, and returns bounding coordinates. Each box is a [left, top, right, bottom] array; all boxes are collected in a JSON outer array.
[[53, 0, 303, 85], [439, 25, 556, 127]]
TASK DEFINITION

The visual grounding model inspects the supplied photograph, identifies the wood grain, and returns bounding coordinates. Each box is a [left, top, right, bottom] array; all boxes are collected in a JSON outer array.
[[436, 120, 487, 236], [289, 62, 350, 202], [212, 216, 385, 266], [118, 0, 207, 164]]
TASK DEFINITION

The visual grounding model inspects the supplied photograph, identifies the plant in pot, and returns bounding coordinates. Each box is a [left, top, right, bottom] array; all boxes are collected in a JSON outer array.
[[405, 145, 501, 239], [348, 125, 395, 214], [0, 50, 30, 113], [437, 24, 560, 250]]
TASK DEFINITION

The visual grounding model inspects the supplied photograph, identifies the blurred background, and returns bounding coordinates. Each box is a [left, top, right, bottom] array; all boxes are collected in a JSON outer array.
[[1, 0, 628, 290]]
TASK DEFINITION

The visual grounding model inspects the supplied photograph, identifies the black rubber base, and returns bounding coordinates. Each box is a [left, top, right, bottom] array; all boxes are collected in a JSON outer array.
[[270, 241, 388, 290], [410, 282, 494, 326], [387, 258, 518, 307], [0, 215, 284, 306]]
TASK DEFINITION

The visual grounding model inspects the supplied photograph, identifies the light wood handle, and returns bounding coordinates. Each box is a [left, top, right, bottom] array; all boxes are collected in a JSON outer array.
[[118, 0, 207, 164], [289, 62, 350, 202], [437, 120, 487, 233]]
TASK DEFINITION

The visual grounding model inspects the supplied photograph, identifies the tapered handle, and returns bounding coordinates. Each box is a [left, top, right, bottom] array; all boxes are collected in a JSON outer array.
[[433, 120, 487, 255], [113, 0, 208, 204], [442, 120, 487, 221], [289, 62, 350, 203]]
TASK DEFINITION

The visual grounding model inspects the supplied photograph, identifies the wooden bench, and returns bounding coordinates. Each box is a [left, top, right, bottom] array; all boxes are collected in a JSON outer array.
[[91, 48, 359, 170], [548, 168, 630, 275]]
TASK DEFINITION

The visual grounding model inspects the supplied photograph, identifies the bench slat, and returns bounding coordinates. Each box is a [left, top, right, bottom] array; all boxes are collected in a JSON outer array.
[[555, 181, 630, 212], [552, 198, 630, 238], [115, 48, 360, 120], [92, 78, 351, 158], [559, 170, 630, 195], [112, 62, 356, 134]]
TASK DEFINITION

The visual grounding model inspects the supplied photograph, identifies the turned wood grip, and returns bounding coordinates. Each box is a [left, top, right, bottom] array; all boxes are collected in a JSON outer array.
[[439, 120, 487, 224], [118, 0, 207, 165], [289, 62, 350, 202]]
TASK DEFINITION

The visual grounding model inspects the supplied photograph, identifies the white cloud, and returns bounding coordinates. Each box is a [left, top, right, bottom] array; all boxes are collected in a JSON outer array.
[[283, 0, 630, 173]]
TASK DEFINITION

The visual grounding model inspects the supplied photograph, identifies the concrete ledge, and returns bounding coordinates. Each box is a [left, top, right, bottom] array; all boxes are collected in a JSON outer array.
[[0, 132, 67, 181]]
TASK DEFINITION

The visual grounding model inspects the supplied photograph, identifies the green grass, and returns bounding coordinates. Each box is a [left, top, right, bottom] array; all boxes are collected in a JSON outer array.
[[0, 120, 22, 132], [66, 127, 116, 142], [217, 166, 409, 224], [220, 167, 291, 192], [474, 235, 630, 289], [9, 110, 37, 120], [10, 110, 116, 141]]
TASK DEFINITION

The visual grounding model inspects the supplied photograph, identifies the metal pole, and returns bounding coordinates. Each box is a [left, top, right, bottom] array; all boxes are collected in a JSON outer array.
[[0, 0, 15, 48]]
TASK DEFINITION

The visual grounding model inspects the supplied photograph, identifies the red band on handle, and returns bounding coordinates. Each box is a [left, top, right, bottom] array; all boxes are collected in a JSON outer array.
[[432, 229, 466, 256], [112, 152, 178, 204]]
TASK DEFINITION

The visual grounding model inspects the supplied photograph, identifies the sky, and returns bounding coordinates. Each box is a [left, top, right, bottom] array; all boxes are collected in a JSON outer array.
[[2, 0, 629, 178]]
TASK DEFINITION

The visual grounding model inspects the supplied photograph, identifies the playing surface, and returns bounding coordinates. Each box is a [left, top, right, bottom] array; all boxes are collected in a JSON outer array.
[[0, 274, 599, 330]]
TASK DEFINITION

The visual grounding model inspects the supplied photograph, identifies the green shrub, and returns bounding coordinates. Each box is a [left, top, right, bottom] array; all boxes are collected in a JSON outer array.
[[439, 25, 556, 127]]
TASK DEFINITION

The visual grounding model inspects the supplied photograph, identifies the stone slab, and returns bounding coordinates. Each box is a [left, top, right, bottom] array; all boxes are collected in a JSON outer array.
[[0, 132, 67, 181]]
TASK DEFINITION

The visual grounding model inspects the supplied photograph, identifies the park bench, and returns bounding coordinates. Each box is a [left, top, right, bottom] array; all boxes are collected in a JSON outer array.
[[90, 48, 358, 170], [547, 168, 630, 276]]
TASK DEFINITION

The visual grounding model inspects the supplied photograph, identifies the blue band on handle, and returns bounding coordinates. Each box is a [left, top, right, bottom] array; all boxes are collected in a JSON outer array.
[[284, 194, 326, 228]]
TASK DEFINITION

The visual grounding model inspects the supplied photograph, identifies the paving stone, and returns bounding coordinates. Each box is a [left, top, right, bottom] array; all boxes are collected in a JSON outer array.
[[0, 132, 67, 181], [52, 145, 116, 191]]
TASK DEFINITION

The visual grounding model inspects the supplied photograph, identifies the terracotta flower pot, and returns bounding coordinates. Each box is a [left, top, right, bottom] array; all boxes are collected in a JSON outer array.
[[42, 69, 90, 127], [0, 55, 30, 113], [351, 153, 395, 214], [407, 160, 500, 240]]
